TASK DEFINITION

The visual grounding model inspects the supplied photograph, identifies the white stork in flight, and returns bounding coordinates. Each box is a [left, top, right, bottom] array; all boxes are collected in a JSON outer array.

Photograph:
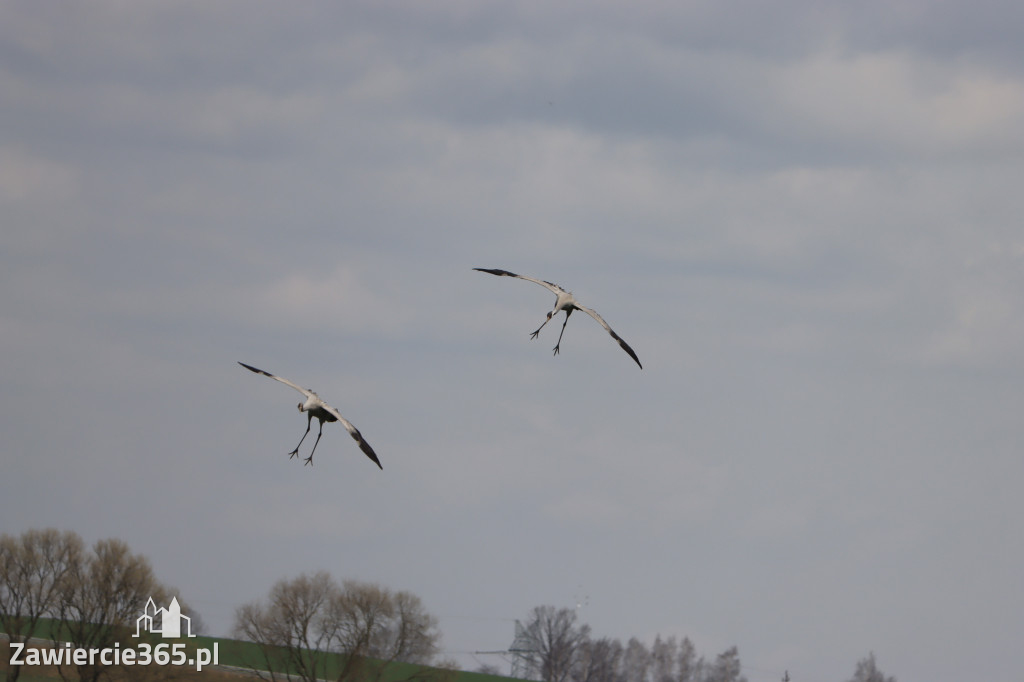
[[238, 362, 382, 469], [473, 268, 642, 369]]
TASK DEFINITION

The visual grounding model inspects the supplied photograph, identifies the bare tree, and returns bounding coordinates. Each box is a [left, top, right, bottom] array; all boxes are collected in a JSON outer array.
[[386, 586, 442, 664], [620, 638, 649, 682], [53, 538, 172, 682], [572, 637, 622, 682], [327, 579, 442, 682], [650, 636, 677, 682], [675, 638, 699, 682], [0, 529, 83, 682], [1, 531, 197, 682], [704, 647, 745, 682], [517, 606, 591, 682], [847, 653, 896, 682], [234, 571, 338, 682], [234, 574, 443, 682]]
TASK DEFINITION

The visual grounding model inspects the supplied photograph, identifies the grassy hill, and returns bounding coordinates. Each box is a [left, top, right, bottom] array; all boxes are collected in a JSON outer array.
[[2, 621, 522, 682]]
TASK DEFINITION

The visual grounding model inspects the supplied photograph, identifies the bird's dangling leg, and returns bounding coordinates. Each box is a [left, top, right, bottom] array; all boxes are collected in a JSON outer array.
[[303, 421, 325, 466], [553, 309, 572, 355], [530, 312, 554, 340], [289, 418, 312, 459]]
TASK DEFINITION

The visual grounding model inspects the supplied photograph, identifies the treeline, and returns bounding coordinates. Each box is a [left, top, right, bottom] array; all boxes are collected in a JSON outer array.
[[0, 528, 199, 682], [504, 606, 896, 682], [2, 529, 897, 682], [505, 605, 745, 682]]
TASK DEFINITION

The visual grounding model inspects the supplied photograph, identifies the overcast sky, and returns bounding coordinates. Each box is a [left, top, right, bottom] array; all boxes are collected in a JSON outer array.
[[2, 3, 1023, 681]]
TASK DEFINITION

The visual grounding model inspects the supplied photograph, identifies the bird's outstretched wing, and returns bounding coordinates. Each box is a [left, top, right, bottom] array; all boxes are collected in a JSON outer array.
[[473, 268, 567, 296], [238, 362, 315, 398], [575, 304, 643, 369], [321, 404, 384, 470]]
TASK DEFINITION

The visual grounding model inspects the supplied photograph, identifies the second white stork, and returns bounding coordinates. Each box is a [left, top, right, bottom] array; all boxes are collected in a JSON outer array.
[[473, 268, 642, 369], [238, 362, 383, 469]]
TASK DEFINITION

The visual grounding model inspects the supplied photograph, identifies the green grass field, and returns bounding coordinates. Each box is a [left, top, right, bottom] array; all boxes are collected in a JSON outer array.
[[3, 624, 521, 682]]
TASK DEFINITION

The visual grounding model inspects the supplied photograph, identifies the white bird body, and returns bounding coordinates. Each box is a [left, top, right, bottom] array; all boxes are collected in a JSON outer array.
[[473, 268, 642, 369], [298, 393, 335, 426], [238, 362, 383, 469]]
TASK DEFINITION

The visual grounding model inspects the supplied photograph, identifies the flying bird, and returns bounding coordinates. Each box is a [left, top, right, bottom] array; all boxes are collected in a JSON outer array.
[[473, 268, 642, 368], [238, 362, 382, 469]]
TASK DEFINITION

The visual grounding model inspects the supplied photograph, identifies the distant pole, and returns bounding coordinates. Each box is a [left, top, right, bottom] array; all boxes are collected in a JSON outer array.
[[782, 671, 790, 682], [509, 620, 536, 679]]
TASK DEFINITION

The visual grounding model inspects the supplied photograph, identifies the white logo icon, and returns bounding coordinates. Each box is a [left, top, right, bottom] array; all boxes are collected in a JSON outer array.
[[133, 597, 195, 638]]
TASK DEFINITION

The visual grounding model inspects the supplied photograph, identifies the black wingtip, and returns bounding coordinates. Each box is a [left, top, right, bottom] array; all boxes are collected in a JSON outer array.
[[473, 267, 518, 278], [350, 429, 383, 470], [604, 333, 643, 369], [364, 444, 383, 470], [238, 361, 266, 375], [623, 344, 642, 369]]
